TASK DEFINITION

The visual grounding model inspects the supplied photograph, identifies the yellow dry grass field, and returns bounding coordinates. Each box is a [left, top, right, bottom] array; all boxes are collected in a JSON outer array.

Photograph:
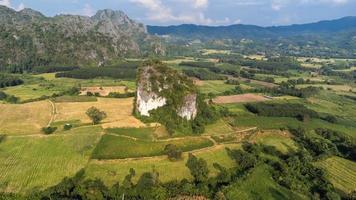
[[55, 98, 145, 128], [201, 49, 231, 55], [80, 86, 130, 96], [244, 54, 266, 60], [0, 101, 52, 135], [213, 94, 269, 104]]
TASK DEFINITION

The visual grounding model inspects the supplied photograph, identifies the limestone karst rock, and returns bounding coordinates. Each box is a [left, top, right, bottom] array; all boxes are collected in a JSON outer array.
[[136, 61, 197, 120]]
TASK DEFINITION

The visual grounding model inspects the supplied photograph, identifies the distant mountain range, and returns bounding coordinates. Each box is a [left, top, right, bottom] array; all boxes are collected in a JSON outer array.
[[148, 16, 356, 39]]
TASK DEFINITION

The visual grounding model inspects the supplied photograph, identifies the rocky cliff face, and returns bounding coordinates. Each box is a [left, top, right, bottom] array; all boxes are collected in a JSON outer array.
[[0, 6, 160, 67], [136, 63, 197, 120]]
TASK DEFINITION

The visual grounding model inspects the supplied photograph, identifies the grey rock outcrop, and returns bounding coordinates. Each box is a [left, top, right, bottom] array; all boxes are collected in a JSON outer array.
[[136, 64, 197, 120]]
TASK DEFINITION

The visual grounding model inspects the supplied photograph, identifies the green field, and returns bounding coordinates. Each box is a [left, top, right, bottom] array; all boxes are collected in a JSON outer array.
[[86, 144, 238, 186], [224, 165, 306, 200], [317, 156, 356, 195], [91, 134, 214, 159], [52, 95, 98, 103], [197, 80, 236, 94], [251, 132, 298, 153], [0, 127, 101, 194], [1, 84, 64, 101], [232, 116, 356, 138], [203, 119, 235, 136], [106, 127, 155, 140]]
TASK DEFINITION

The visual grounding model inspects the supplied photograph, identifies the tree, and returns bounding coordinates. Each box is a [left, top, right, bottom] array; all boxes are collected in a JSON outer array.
[[227, 149, 257, 170], [164, 144, 183, 161], [86, 107, 107, 125], [122, 168, 136, 189], [42, 126, 57, 135], [186, 153, 209, 183]]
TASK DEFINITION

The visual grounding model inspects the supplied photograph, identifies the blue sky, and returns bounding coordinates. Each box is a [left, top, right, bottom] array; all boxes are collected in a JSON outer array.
[[1, 0, 355, 26]]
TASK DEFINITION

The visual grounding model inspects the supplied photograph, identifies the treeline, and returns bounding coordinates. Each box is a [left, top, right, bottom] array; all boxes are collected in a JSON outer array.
[[314, 128, 356, 161], [180, 61, 215, 69], [32, 66, 80, 74], [0, 91, 19, 103], [221, 56, 301, 72], [56, 67, 137, 80], [245, 102, 319, 120], [180, 61, 240, 78], [183, 68, 223, 80], [0, 74, 24, 88], [321, 66, 356, 80], [251, 84, 321, 98]]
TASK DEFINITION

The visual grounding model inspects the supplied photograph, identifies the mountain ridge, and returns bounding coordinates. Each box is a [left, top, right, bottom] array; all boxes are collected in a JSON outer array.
[[147, 16, 356, 39], [0, 6, 156, 69]]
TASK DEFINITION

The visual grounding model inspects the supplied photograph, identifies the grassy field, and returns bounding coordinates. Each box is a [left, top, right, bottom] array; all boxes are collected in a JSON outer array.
[[297, 84, 353, 92], [91, 134, 214, 159], [197, 80, 236, 94], [232, 116, 356, 138], [2, 73, 136, 102], [0, 127, 102, 194], [250, 131, 298, 153], [106, 127, 155, 141], [201, 49, 231, 55], [1, 84, 64, 101], [0, 101, 52, 135], [86, 144, 239, 186], [55, 97, 145, 128], [203, 119, 235, 136], [52, 95, 98, 103], [317, 156, 356, 195], [306, 91, 356, 123], [224, 165, 306, 200]]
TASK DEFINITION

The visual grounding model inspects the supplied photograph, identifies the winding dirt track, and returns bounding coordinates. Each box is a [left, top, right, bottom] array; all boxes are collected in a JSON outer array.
[[47, 100, 57, 127]]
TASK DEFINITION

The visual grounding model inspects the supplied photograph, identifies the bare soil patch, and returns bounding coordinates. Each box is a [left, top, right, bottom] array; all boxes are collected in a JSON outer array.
[[213, 93, 269, 104]]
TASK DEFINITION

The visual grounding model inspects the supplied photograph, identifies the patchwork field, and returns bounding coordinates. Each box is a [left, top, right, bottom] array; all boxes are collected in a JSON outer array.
[[86, 144, 239, 186], [0, 127, 102, 194], [213, 93, 269, 104], [0, 101, 52, 135], [55, 97, 145, 128]]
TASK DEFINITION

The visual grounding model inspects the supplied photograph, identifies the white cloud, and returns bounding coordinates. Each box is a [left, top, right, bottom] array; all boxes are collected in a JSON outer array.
[[17, 2, 25, 11], [0, 0, 11, 7], [0, 0, 25, 11], [131, 0, 230, 25], [192, 0, 209, 8], [82, 3, 94, 16]]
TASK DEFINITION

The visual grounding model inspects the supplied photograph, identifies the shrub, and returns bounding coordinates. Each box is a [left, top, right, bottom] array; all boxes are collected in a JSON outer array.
[[86, 107, 107, 125], [42, 126, 57, 134], [186, 153, 209, 183], [164, 144, 183, 161], [63, 124, 73, 131]]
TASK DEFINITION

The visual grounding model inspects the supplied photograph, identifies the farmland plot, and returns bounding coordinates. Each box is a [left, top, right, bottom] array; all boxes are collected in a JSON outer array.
[[0, 129, 101, 194]]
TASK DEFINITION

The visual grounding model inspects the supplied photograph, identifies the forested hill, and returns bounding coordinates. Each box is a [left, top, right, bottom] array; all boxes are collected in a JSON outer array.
[[147, 16, 356, 39], [0, 6, 160, 69]]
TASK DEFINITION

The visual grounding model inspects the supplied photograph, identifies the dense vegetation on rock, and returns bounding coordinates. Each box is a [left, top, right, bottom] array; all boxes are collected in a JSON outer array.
[[0, 6, 158, 70]]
